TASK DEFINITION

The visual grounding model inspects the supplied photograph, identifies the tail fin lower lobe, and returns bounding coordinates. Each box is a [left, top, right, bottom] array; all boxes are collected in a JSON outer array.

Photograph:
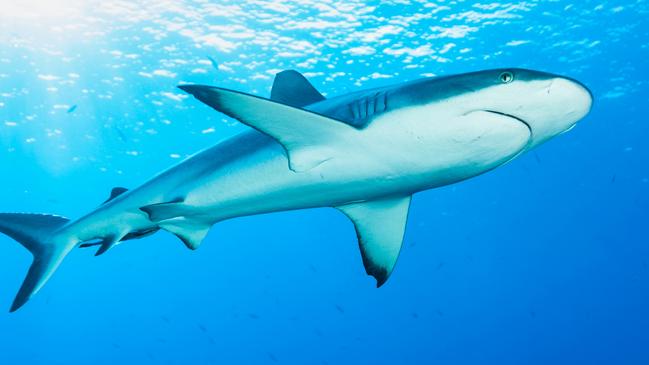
[[0, 213, 73, 312]]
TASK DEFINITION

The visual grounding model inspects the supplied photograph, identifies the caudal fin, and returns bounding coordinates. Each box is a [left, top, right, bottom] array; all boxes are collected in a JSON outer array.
[[0, 213, 73, 312]]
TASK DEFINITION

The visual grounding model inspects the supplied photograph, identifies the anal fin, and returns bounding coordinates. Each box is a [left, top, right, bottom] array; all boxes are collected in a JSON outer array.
[[93, 232, 128, 256], [94, 238, 118, 256]]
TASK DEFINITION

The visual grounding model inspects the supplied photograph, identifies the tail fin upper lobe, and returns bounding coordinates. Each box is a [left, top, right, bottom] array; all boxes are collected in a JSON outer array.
[[0, 213, 73, 312]]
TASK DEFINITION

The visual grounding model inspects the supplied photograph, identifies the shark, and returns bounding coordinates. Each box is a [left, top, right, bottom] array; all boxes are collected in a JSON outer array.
[[0, 68, 592, 312]]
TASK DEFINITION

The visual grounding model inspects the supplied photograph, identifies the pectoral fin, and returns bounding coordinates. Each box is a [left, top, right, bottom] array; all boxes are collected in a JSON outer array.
[[179, 84, 356, 172], [336, 196, 411, 287]]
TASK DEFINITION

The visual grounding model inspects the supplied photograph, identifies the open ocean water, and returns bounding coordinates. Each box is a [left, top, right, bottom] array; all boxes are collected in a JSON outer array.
[[0, 1, 647, 364]]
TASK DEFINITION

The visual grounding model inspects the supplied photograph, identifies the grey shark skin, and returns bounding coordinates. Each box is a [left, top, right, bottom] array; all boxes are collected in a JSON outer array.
[[0, 68, 592, 311]]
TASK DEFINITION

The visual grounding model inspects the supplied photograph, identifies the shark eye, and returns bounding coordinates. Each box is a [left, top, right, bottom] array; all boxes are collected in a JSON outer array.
[[499, 71, 514, 84]]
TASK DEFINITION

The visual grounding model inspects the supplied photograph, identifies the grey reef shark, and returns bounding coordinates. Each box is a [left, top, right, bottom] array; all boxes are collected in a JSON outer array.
[[0, 68, 592, 312]]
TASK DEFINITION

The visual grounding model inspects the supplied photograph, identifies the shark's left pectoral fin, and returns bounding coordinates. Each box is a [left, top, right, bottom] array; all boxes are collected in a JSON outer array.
[[336, 195, 412, 287], [179, 85, 356, 172]]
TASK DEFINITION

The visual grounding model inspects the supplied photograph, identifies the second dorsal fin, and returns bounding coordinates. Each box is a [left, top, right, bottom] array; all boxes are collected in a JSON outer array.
[[270, 70, 325, 107], [103, 187, 128, 204]]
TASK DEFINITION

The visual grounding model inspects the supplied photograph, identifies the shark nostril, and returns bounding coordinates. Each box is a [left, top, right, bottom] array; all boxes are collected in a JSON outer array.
[[547, 79, 554, 94]]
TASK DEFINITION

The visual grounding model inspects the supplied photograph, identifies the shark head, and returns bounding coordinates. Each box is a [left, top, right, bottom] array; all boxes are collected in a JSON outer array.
[[441, 68, 593, 149]]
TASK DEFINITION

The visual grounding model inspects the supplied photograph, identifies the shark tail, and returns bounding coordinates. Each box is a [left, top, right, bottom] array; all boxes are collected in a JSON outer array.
[[0, 213, 74, 312]]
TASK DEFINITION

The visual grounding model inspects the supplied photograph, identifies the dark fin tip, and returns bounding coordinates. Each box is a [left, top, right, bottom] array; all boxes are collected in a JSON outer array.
[[374, 270, 389, 288], [178, 235, 198, 251], [10, 294, 28, 313], [366, 263, 388, 288], [177, 84, 207, 95], [359, 242, 389, 288], [177, 84, 192, 92], [9, 303, 20, 313], [94, 244, 110, 256]]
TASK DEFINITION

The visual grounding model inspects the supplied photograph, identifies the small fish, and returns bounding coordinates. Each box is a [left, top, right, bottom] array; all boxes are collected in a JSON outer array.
[[248, 313, 260, 319], [115, 126, 128, 143], [207, 56, 219, 71], [434, 261, 445, 271], [533, 152, 541, 164], [267, 352, 278, 362], [611, 174, 616, 183], [67, 104, 77, 113], [160, 315, 171, 323], [334, 304, 345, 314], [411, 312, 419, 319], [198, 324, 208, 333]]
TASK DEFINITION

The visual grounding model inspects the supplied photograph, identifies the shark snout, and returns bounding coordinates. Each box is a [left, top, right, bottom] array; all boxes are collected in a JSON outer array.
[[521, 76, 593, 146], [548, 77, 593, 123]]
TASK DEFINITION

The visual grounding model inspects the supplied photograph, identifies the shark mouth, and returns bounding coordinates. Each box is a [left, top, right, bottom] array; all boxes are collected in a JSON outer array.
[[483, 110, 533, 138]]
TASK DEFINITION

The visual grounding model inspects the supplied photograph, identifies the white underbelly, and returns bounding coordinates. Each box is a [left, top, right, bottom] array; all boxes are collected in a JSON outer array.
[[173, 107, 531, 221], [349, 106, 532, 190]]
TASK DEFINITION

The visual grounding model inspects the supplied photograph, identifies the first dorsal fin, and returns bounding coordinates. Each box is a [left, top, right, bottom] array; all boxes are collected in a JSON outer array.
[[270, 70, 325, 107], [103, 187, 128, 204]]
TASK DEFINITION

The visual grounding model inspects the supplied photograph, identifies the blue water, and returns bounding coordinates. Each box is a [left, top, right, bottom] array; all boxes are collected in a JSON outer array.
[[1, 1, 648, 364]]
